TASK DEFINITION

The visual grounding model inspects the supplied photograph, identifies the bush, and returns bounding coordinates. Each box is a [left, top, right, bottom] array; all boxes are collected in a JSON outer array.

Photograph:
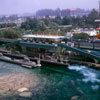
[[0, 28, 24, 39], [72, 33, 89, 39]]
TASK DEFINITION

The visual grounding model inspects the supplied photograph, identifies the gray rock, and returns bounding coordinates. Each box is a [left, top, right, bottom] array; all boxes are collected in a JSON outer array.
[[71, 96, 79, 100], [17, 87, 29, 93], [19, 92, 32, 97]]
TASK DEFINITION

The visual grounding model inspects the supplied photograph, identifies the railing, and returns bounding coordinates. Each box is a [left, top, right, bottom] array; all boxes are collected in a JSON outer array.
[[75, 41, 100, 50], [58, 43, 100, 62], [0, 40, 20, 48], [62, 38, 100, 50]]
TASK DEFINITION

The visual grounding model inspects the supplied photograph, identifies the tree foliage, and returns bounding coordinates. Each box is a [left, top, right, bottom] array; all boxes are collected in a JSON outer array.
[[54, 15, 62, 25], [20, 9, 99, 36], [0, 28, 24, 39], [72, 33, 89, 39], [21, 18, 46, 31]]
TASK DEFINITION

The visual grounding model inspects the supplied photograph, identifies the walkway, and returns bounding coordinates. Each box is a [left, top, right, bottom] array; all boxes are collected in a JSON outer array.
[[58, 43, 100, 62]]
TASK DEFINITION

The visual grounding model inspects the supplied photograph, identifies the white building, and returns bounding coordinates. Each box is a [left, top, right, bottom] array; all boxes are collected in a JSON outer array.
[[73, 28, 97, 36]]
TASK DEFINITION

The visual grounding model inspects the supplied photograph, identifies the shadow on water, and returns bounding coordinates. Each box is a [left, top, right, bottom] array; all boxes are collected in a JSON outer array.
[[0, 62, 100, 100]]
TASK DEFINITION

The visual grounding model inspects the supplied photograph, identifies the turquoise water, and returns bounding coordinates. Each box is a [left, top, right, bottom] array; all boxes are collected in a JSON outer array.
[[0, 61, 100, 100]]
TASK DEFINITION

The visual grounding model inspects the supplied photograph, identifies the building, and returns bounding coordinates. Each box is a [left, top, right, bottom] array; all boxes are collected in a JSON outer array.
[[22, 34, 65, 42], [72, 28, 97, 36], [61, 8, 76, 17]]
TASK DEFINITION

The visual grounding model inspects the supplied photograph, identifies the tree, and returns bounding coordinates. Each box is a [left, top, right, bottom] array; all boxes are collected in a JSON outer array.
[[72, 33, 89, 39], [62, 16, 73, 25], [1, 28, 24, 39], [21, 18, 38, 30], [21, 18, 46, 32], [88, 9, 99, 20], [38, 21, 46, 31], [54, 15, 62, 25], [86, 9, 99, 27]]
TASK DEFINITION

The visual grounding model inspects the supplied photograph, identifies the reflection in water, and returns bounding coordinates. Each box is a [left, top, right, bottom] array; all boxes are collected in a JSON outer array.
[[0, 61, 100, 100]]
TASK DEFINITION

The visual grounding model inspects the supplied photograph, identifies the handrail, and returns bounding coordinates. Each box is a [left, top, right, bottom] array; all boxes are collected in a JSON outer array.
[[0, 40, 20, 47], [58, 43, 100, 62]]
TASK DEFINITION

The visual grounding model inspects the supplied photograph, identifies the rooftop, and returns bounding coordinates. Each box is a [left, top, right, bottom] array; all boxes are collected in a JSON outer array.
[[22, 34, 65, 40]]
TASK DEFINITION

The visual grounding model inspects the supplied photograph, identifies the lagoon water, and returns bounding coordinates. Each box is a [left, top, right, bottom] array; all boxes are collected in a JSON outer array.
[[0, 61, 100, 100]]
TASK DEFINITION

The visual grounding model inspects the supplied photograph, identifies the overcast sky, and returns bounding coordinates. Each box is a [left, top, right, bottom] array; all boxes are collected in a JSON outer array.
[[0, 0, 99, 15]]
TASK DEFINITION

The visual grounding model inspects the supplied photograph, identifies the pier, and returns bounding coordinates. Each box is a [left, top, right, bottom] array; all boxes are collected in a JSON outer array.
[[0, 38, 100, 68]]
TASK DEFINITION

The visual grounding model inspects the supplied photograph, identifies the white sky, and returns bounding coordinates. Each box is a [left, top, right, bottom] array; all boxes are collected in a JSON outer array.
[[0, 0, 99, 15]]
